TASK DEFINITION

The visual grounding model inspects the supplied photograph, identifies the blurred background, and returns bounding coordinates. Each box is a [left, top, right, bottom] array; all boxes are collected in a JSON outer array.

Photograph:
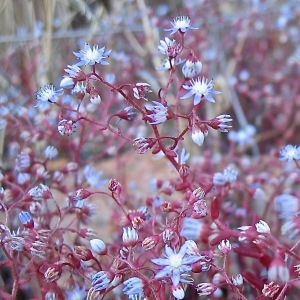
[[0, 0, 299, 157]]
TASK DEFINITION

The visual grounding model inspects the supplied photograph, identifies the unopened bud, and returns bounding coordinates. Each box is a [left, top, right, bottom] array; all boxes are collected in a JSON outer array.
[[44, 265, 62, 282], [142, 235, 159, 250], [19, 211, 34, 229], [108, 178, 121, 192], [74, 246, 93, 261], [90, 239, 107, 255], [60, 77, 75, 89], [122, 227, 139, 247]]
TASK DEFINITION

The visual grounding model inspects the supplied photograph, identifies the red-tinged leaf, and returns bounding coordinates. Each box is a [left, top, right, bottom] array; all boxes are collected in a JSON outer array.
[[0, 290, 12, 300], [242, 271, 264, 291], [210, 196, 219, 219], [233, 246, 263, 259], [175, 181, 190, 191], [259, 253, 272, 268], [210, 232, 232, 246], [0, 260, 14, 267]]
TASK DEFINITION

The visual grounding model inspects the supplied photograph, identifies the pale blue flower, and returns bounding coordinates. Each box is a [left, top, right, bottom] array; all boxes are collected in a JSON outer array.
[[213, 166, 238, 185], [65, 284, 86, 300], [145, 101, 168, 124], [151, 243, 202, 286], [17, 173, 30, 185], [174, 148, 190, 165], [165, 16, 198, 35], [18, 211, 32, 225], [182, 60, 202, 78], [73, 43, 111, 66], [83, 166, 107, 189], [123, 277, 144, 300], [44, 146, 58, 160], [36, 84, 63, 107], [228, 124, 256, 146], [91, 271, 111, 292], [279, 144, 300, 161], [181, 77, 221, 105], [180, 218, 204, 240], [275, 194, 299, 219]]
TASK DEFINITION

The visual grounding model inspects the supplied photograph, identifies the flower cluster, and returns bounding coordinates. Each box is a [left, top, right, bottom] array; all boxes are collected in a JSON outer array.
[[1, 3, 300, 300]]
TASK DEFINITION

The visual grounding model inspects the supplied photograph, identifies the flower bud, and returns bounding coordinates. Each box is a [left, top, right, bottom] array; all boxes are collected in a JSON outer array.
[[89, 87, 101, 105], [182, 60, 202, 78], [172, 284, 185, 299], [60, 77, 75, 89], [142, 235, 159, 250], [90, 239, 107, 255], [44, 265, 62, 282], [218, 239, 232, 255], [73, 189, 93, 201], [74, 246, 93, 261], [58, 119, 77, 136], [19, 211, 34, 229], [108, 178, 121, 192], [192, 128, 204, 147], [122, 227, 138, 247]]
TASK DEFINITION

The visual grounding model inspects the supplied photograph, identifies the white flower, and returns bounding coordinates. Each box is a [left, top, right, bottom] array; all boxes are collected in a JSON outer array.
[[36, 84, 63, 107], [279, 144, 300, 161], [132, 83, 151, 100], [123, 277, 144, 299], [17, 151, 31, 170], [65, 284, 87, 300], [255, 220, 271, 233], [174, 148, 190, 165], [133, 137, 156, 154], [232, 274, 243, 286], [44, 146, 58, 160], [181, 77, 221, 105], [64, 64, 85, 79], [72, 82, 86, 95], [145, 101, 168, 124], [268, 255, 290, 283], [83, 166, 107, 189], [218, 239, 232, 254], [91, 271, 111, 292], [182, 60, 202, 78], [191, 128, 205, 146], [73, 43, 111, 66], [158, 37, 181, 58], [228, 124, 256, 146], [213, 166, 238, 185], [184, 240, 200, 255], [151, 243, 202, 286], [158, 37, 176, 54], [172, 284, 185, 299], [156, 57, 185, 71], [17, 173, 30, 185], [165, 16, 198, 35], [281, 218, 300, 239], [275, 194, 299, 219], [28, 184, 52, 201], [90, 94, 101, 105]]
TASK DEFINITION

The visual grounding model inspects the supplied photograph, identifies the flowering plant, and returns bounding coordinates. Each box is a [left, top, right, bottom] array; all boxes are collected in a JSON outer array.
[[0, 1, 300, 299]]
